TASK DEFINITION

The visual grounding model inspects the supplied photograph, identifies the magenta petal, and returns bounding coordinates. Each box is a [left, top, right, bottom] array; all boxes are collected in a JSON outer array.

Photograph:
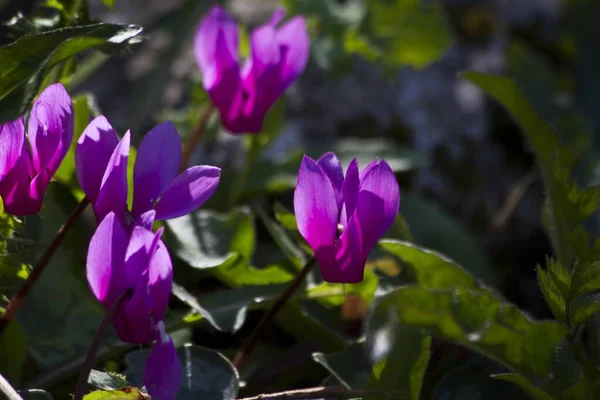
[[86, 212, 127, 308], [354, 160, 400, 253], [148, 236, 173, 322], [138, 209, 157, 230], [0, 162, 33, 215], [275, 16, 309, 88], [153, 165, 221, 220], [144, 339, 182, 400], [330, 218, 366, 283], [124, 225, 157, 286], [28, 83, 73, 174], [194, 6, 239, 90], [249, 25, 280, 79], [132, 122, 182, 219], [316, 152, 344, 209], [75, 116, 119, 204], [293, 155, 338, 251], [118, 271, 156, 343], [94, 131, 130, 223], [0, 119, 26, 181], [341, 159, 359, 225]]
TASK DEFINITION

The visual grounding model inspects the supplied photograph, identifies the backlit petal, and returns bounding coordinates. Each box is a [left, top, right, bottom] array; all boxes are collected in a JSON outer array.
[[132, 122, 181, 219], [75, 116, 119, 204], [153, 166, 221, 220], [86, 212, 128, 308], [341, 159, 359, 226], [94, 131, 130, 224], [28, 83, 73, 174], [317, 152, 344, 210], [0, 119, 26, 181], [275, 16, 309, 88], [293, 155, 338, 251], [148, 235, 173, 322]]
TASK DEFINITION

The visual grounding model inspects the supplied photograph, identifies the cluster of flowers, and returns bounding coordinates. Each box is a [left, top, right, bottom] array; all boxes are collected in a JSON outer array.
[[0, 5, 399, 400]]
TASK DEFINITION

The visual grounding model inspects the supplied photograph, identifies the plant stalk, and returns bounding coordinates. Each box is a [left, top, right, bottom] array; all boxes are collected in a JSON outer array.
[[0, 197, 90, 335], [180, 104, 215, 171], [232, 256, 316, 369], [73, 290, 130, 400]]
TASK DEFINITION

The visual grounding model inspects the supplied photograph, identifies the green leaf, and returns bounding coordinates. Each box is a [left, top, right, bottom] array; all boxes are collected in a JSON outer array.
[[0, 320, 26, 385], [309, 268, 379, 307], [433, 367, 532, 400], [536, 266, 567, 324], [367, 329, 430, 400], [364, 0, 452, 69], [165, 207, 254, 270], [0, 23, 143, 123], [83, 388, 143, 399], [463, 72, 600, 269], [313, 343, 372, 388], [19, 389, 54, 400], [16, 182, 105, 370], [88, 370, 130, 391], [569, 291, 600, 329], [493, 374, 554, 400], [569, 260, 600, 300], [379, 239, 480, 290], [370, 286, 581, 396], [253, 202, 308, 268], [125, 344, 239, 400], [101, 0, 116, 8], [400, 194, 496, 285]]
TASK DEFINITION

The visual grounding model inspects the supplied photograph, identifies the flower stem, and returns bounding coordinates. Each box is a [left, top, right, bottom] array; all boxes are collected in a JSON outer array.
[[227, 134, 262, 209], [0, 373, 23, 400], [180, 104, 215, 171], [236, 385, 402, 400], [232, 256, 316, 369], [0, 197, 90, 335], [73, 290, 130, 400]]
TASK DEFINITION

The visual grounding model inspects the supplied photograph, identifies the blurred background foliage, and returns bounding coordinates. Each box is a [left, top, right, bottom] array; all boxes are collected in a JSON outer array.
[[1, 0, 600, 399]]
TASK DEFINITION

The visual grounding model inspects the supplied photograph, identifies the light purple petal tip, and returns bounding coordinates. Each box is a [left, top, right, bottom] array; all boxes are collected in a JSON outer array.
[[293, 155, 338, 251], [86, 212, 128, 307], [28, 83, 74, 175], [275, 16, 309, 88], [194, 5, 239, 90], [94, 131, 130, 223], [341, 158, 359, 225], [144, 338, 182, 400], [132, 121, 182, 219], [154, 165, 221, 220], [75, 116, 119, 204], [0, 119, 26, 181], [148, 238, 173, 322], [355, 160, 400, 252], [316, 152, 344, 210]]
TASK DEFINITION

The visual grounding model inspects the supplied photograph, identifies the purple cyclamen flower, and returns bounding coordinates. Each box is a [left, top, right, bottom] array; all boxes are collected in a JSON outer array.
[[75, 116, 221, 226], [0, 84, 73, 215], [87, 211, 182, 399], [294, 153, 400, 283], [194, 5, 309, 133]]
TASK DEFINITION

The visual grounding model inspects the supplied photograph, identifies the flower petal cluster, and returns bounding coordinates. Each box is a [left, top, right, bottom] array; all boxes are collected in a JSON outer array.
[[87, 212, 182, 399], [194, 6, 309, 133], [0, 84, 73, 215], [294, 153, 400, 283], [76, 116, 221, 226]]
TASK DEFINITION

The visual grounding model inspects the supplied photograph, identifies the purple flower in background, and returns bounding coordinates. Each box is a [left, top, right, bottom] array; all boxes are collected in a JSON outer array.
[[87, 212, 181, 399], [75, 116, 221, 226], [194, 5, 309, 133], [0, 84, 73, 215], [294, 153, 400, 283]]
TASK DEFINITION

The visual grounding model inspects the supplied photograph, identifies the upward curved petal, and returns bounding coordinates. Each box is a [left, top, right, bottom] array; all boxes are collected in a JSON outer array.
[[28, 83, 73, 175], [86, 212, 128, 308], [355, 160, 400, 252], [75, 116, 119, 204], [94, 131, 130, 223], [144, 338, 182, 400], [124, 225, 158, 287], [194, 5, 239, 90], [153, 165, 221, 220], [0, 158, 33, 216], [293, 155, 338, 251], [317, 152, 344, 210], [275, 16, 309, 88], [132, 122, 182, 220], [0, 119, 26, 181]]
